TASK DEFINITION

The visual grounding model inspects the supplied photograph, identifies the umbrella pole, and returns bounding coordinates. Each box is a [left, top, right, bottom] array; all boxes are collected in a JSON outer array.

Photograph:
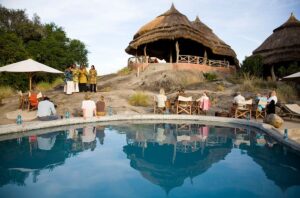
[[29, 73, 32, 91]]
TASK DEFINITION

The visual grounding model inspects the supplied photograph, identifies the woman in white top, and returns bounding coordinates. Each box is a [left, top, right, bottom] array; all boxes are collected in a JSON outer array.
[[156, 88, 167, 108], [81, 93, 96, 119], [267, 90, 278, 104]]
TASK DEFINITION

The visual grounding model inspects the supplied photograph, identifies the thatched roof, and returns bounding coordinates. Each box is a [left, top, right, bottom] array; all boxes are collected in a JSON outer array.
[[125, 4, 237, 64], [253, 13, 300, 65]]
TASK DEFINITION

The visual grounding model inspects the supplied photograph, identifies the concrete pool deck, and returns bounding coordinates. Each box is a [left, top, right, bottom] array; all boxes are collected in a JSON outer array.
[[0, 114, 299, 152]]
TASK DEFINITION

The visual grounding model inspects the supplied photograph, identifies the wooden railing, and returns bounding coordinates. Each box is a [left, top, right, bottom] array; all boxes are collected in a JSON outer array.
[[178, 55, 229, 67], [128, 55, 230, 67]]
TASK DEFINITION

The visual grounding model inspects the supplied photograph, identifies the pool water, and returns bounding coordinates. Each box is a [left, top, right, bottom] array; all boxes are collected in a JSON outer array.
[[0, 123, 300, 198]]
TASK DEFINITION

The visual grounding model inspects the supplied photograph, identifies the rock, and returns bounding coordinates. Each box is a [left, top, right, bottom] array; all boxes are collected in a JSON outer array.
[[264, 114, 284, 128]]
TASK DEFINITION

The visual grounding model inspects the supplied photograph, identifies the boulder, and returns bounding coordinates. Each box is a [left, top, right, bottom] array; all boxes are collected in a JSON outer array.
[[264, 114, 284, 128]]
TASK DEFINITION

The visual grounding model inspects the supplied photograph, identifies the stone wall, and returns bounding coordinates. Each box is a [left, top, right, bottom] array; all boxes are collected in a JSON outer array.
[[129, 63, 236, 74]]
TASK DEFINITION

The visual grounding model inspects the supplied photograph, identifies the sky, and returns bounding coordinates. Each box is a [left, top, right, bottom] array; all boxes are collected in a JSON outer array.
[[1, 0, 300, 74]]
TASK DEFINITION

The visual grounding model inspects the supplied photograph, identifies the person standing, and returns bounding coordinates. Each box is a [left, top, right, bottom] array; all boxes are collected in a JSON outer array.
[[71, 64, 79, 93], [79, 65, 88, 92], [64, 66, 73, 95], [89, 65, 97, 92]]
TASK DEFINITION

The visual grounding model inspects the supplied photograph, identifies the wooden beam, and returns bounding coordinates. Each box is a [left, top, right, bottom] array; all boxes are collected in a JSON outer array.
[[271, 65, 276, 81], [144, 46, 148, 64], [175, 41, 180, 63]]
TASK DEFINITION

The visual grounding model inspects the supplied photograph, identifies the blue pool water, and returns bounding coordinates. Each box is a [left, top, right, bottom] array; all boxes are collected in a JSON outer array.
[[0, 123, 300, 198]]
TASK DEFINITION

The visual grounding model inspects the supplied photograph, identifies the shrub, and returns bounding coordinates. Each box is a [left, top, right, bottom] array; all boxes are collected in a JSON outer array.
[[36, 81, 52, 91], [241, 55, 263, 77], [128, 92, 149, 107], [117, 67, 132, 76], [51, 78, 64, 88], [203, 72, 218, 81], [0, 86, 14, 104]]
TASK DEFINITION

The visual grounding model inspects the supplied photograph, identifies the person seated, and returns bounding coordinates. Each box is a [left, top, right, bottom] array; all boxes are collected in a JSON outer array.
[[155, 88, 167, 108], [196, 92, 210, 113], [96, 96, 106, 116], [37, 97, 59, 121], [28, 92, 39, 110], [233, 92, 245, 108], [255, 93, 267, 111], [266, 90, 278, 115], [81, 93, 96, 119]]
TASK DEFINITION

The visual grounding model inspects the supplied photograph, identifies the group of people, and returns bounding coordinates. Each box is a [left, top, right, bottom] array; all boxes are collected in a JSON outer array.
[[233, 90, 278, 115], [36, 93, 106, 121], [154, 88, 211, 114], [64, 64, 98, 94]]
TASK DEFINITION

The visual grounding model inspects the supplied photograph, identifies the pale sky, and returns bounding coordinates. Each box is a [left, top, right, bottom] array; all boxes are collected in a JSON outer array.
[[1, 0, 300, 74]]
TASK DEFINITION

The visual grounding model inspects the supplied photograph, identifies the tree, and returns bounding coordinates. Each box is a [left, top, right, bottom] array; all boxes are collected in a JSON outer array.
[[0, 5, 89, 90], [241, 55, 264, 77]]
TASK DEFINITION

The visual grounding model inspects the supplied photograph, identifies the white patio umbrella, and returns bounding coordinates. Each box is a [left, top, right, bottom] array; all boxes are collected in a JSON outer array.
[[0, 59, 63, 90], [283, 71, 300, 79]]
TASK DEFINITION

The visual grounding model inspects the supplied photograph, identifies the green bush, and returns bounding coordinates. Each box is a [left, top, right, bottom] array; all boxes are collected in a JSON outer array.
[[203, 72, 218, 81], [128, 92, 149, 107]]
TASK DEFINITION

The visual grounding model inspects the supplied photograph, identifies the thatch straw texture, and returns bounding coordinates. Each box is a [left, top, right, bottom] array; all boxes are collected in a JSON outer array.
[[125, 4, 237, 65], [253, 13, 300, 65]]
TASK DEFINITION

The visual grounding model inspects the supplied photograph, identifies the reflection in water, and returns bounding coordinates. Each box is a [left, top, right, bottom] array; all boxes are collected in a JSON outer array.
[[0, 123, 300, 197], [123, 124, 233, 193], [0, 126, 105, 187]]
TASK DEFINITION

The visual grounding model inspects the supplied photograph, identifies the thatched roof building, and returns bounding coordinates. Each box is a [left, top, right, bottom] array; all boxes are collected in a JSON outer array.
[[125, 4, 238, 65], [252, 13, 300, 78], [253, 13, 300, 64]]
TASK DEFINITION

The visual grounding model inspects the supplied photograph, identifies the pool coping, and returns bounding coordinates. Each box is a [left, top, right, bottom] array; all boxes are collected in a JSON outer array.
[[0, 114, 299, 152]]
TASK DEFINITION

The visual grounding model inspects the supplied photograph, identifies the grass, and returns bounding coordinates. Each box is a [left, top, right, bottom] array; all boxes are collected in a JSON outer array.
[[128, 92, 149, 107], [117, 67, 132, 76], [36, 78, 64, 91], [216, 84, 225, 92], [276, 83, 298, 103], [0, 86, 14, 104], [203, 72, 218, 81]]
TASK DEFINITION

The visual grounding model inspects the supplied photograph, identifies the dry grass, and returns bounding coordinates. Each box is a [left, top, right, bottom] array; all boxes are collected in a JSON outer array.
[[36, 82, 52, 91], [216, 84, 225, 92], [100, 86, 112, 92], [36, 78, 64, 91], [117, 67, 132, 76], [276, 84, 298, 103], [0, 86, 14, 104], [128, 92, 149, 107]]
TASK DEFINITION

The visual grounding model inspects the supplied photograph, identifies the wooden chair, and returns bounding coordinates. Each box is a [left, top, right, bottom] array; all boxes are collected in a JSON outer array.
[[176, 96, 192, 115], [234, 99, 252, 119], [253, 100, 267, 119]]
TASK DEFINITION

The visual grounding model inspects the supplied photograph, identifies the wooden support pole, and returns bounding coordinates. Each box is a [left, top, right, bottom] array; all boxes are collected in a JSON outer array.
[[271, 65, 276, 81], [169, 43, 173, 63], [175, 41, 180, 63], [144, 46, 148, 64]]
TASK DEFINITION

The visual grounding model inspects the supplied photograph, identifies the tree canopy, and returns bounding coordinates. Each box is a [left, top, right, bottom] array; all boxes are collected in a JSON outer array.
[[0, 5, 88, 90]]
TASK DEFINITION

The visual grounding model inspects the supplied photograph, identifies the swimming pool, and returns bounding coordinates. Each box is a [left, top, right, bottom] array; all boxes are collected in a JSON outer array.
[[0, 123, 300, 198]]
